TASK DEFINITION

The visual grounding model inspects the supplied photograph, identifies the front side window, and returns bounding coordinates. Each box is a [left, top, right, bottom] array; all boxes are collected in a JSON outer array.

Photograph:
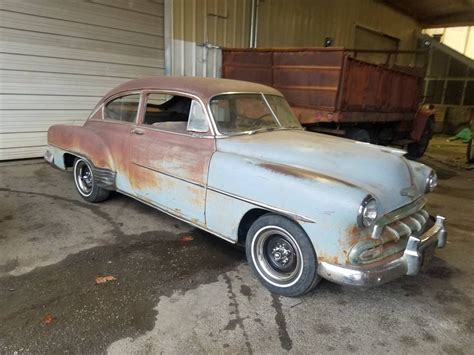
[[209, 94, 301, 135], [103, 94, 140, 123], [142, 94, 209, 134]]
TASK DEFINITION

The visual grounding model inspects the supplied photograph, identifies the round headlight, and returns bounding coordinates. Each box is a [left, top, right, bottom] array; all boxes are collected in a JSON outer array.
[[425, 170, 437, 193], [358, 196, 378, 228]]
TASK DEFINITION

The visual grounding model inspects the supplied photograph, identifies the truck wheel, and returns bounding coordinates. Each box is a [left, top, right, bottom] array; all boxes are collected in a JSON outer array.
[[468, 139, 474, 163], [407, 118, 434, 158], [346, 128, 371, 143], [246, 214, 321, 297], [73, 158, 110, 203]]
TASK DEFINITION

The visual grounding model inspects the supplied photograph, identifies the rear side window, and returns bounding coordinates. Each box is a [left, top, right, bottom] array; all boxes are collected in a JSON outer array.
[[104, 94, 140, 123]]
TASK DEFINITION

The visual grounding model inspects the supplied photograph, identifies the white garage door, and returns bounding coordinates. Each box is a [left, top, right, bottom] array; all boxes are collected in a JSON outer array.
[[0, 0, 165, 160]]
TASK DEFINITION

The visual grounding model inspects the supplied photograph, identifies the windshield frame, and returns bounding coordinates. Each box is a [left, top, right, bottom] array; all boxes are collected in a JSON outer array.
[[207, 92, 303, 137]]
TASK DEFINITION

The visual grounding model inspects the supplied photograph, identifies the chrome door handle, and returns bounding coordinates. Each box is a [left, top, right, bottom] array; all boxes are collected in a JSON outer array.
[[130, 128, 144, 135]]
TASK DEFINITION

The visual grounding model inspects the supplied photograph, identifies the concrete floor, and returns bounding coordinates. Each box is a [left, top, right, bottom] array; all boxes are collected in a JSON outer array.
[[0, 153, 473, 354]]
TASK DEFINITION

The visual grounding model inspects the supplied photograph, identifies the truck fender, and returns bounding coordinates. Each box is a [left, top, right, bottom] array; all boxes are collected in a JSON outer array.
[[411, 108, 435, 142]]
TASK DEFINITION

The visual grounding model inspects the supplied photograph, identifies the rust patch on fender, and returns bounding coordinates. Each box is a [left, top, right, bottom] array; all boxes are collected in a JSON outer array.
[[258, 163, 357, 188], [318, 254, 339, 265]]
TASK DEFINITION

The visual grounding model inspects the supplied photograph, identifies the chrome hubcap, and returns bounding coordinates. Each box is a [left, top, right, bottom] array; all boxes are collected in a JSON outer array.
[[251, 226, 303, 287], [75, 160, 93, 196]]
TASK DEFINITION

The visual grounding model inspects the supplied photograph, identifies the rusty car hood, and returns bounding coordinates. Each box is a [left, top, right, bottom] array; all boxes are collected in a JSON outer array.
[[215, 129, 424, 213]]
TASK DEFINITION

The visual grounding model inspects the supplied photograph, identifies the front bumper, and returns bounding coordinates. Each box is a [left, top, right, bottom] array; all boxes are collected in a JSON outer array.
[[317, 215, 447, 287]]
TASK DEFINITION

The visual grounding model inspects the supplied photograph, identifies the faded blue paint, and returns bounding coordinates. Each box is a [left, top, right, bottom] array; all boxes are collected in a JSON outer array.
[[47, 126, 435, 266]]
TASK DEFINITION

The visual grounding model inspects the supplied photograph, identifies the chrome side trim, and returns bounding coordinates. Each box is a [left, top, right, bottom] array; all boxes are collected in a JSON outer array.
[[131, 162, 206, 188], [372, 196, 427, 238], [116, 189, 237, 244], [207, 186, 316, 223]]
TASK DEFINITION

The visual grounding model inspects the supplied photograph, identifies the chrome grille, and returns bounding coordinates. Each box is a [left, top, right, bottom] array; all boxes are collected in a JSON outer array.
[[378, 209, 430, 243]]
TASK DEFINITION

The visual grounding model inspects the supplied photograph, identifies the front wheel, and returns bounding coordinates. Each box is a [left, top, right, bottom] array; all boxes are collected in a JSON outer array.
[[73, 158, 110, 203], [245, 214, 321, 297]]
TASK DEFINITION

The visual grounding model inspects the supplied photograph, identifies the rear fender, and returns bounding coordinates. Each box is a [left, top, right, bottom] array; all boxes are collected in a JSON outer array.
[[47, 125, 114, 170]]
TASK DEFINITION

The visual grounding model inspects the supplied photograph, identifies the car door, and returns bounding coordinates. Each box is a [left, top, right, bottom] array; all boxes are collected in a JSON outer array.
[[128, 91, 215, 226], [85, 92, 141, 192]]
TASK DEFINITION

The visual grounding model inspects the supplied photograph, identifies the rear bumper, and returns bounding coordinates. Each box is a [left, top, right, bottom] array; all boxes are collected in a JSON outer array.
[[317, 215, 447, 287]]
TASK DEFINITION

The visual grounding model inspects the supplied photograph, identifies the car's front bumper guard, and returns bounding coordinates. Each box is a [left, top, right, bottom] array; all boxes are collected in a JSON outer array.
[[317, 215, 447, 287]]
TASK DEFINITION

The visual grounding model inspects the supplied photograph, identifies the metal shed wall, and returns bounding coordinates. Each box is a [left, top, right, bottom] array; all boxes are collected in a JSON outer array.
[[169, 0, 252, 77], [0, 0, 165, 160], [256, 0, 420, 53]]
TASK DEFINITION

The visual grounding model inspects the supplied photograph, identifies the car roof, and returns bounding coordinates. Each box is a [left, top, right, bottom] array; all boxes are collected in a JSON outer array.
[[102, 76, 282, 102]]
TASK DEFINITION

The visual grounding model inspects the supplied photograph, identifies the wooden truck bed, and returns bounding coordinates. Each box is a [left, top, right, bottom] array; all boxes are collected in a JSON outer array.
[[222, 48, 425, 125]]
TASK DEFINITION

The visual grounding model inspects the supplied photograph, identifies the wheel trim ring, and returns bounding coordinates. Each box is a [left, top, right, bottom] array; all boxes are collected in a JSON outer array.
[[251, 225, 304, 288], [74, 160, 94, 197]]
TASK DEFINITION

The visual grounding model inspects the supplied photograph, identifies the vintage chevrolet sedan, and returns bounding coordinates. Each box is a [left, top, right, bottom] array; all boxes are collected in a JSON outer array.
[[45, 76, 447, 297]]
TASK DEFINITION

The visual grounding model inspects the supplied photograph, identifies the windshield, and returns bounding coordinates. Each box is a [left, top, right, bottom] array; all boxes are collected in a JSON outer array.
[[209, 93, 302, 135]]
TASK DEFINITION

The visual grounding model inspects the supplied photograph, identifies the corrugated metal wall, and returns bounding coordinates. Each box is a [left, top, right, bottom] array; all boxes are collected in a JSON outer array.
[[170, 0, 420, 76], [256, 0, 420, 51], [0, 0, 165, 160], [169, 0, 252, 76]]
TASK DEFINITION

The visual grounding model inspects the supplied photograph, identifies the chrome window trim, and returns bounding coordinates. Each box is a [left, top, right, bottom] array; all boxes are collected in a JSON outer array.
[[207, 92, 303, 138], [101, 90, 142, 124], [141, 89, 216, 137]]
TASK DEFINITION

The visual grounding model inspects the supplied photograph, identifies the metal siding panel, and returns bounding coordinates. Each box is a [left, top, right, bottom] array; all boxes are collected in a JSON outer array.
[[170, 0, 251, 77], [0, 71, 132, 96], [0, 10, 163, 49], [1, 110, 89, 133], [0, 95, 100, 110], [0, 0, 163, 35], [0, 53, 164, 78], [0, 0, 164, 160], [0, 28, 164, 68], [256, 0, 419, 51]]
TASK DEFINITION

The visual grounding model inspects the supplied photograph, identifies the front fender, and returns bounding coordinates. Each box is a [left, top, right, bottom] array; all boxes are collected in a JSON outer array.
[[206, 152, 371, 263]]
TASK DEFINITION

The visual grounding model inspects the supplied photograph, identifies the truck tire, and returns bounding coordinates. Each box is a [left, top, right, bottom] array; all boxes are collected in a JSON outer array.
[[407, 118, 434, 158], [346, 128, 371, 143], [246, 213, 321, 297]]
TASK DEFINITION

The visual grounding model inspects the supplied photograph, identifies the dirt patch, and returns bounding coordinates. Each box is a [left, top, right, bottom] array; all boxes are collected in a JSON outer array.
[[0, 230, 244, 353]]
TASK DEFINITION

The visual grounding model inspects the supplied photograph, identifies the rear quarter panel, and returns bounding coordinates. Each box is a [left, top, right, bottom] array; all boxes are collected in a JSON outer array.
[[48, 123, 115, 170]]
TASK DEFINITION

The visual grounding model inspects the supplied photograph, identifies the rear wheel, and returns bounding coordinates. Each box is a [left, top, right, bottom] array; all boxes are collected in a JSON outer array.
[[407, 118, 434, 158], [73, 158, 110, 203], [245, 214, 321, 297]]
